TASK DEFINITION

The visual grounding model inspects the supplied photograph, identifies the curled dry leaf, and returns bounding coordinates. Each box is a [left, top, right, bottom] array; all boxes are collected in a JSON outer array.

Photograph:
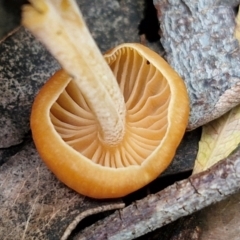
[[193, 105, 240, 174], [0, 142, 124, 240]]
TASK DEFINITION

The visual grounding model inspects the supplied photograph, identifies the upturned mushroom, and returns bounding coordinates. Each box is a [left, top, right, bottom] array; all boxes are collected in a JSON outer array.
[[22, 0, 189, 198]]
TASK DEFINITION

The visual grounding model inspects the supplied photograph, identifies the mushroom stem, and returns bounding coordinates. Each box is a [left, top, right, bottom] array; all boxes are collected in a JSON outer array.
[[22, 0, 126, 145]]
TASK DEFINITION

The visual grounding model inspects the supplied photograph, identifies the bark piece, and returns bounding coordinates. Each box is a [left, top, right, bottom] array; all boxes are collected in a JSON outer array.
[[128, 214, 201, 240], [0, 141, 124, 240], [154, 0, 240, 130], [75, 147, 240, 239]]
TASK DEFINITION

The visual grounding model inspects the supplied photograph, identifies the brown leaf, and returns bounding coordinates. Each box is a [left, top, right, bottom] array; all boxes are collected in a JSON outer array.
[[198, 191, 240, 240], [0, 141, 124, 239]]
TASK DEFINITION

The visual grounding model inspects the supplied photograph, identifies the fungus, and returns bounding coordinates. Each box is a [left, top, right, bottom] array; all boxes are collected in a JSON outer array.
[[22, 0, 189, 198]]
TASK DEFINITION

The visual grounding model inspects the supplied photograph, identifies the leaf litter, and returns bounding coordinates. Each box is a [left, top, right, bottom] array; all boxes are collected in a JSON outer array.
[[0, 141, 124, 240]]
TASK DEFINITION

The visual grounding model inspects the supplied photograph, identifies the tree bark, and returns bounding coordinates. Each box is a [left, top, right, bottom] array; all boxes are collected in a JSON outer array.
[[154, 0, 240, 130]]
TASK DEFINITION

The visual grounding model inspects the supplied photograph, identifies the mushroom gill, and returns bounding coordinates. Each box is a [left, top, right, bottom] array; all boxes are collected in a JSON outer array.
[[51, 44, 170, 168]]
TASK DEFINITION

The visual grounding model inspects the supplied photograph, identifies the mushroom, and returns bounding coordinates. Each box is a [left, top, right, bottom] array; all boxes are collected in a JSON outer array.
[[22, 0, 189, 198]]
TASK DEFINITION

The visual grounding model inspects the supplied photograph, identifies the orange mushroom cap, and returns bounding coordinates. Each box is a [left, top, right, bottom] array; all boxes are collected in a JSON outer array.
[[31, 43, 189, 199], [22, 0, 189, 198]]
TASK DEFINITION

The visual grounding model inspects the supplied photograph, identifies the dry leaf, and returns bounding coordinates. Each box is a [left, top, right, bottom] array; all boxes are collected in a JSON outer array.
[[193, 105, 240, 174], [198, 191, 240, 240], [0, 141, 124, 240]]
